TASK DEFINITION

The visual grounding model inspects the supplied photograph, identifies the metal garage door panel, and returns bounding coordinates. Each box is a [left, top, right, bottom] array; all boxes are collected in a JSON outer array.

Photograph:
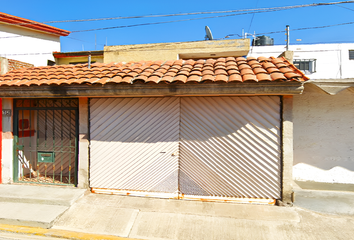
[[90, 97, 180, 193], [180, 96, 281, 199]]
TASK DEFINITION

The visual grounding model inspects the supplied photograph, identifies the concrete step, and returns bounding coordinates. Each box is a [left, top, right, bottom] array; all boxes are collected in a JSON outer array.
[[0, 184, 87, 228], [293, 188, 354, 216], [0, 184, 86, 207], [0, 202, 69, 228]]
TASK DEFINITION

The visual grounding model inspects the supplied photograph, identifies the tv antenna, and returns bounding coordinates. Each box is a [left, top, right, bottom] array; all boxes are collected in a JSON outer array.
[[205, 26, 213, 40]]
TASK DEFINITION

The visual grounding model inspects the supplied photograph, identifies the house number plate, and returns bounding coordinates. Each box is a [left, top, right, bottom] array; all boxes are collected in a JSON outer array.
[[2, 109, 11, 116]]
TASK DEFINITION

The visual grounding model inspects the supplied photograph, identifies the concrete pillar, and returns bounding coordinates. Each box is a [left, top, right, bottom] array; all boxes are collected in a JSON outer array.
[[0, 57, 9, 75], [78, 97, 89, 189], [278, 51, 294, 64], [281, 95, 294, 205], [2, 98, 13, 183]]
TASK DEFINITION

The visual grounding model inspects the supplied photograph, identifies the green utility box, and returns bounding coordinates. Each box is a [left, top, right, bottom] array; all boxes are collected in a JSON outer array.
[[37, 151, 55, 163]]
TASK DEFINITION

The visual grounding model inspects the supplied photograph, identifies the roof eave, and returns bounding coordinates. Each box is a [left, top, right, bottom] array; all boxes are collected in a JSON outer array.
[[0, 82, 305, 98], [0, 12, 70, 37]]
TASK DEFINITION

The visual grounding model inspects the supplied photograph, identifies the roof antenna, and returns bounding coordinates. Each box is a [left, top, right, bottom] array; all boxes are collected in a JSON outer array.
[[205, 26, 213, 40]]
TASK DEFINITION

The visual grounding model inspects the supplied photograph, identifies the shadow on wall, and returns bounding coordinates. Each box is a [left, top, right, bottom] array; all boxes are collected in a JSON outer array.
[[89, 96, 282, 198], [293, 83, 354, 183]]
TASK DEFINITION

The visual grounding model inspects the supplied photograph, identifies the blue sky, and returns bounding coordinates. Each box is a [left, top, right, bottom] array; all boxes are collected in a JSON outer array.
[[1, 0, 354, 52]]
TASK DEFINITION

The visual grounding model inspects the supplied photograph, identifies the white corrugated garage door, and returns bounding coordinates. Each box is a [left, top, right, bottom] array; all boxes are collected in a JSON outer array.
[[180, 97, 281, 199], [90, 96, 281, 200], [90, 97, 180, 194]]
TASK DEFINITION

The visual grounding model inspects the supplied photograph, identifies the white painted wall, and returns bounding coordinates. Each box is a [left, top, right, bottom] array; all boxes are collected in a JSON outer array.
[[0, 24, 61, 67], [1, 99, 13, 184], [248, 43, 354, 79], [293, 84, 354, 184]]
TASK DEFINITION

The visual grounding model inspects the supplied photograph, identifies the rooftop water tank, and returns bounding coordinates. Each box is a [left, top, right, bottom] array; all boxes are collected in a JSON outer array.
[[252, 35, 274, 46]]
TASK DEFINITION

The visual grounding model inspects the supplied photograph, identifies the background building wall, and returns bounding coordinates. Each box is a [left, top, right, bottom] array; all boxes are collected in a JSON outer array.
[[0, 24, 61, 67], [293, 84, 354, 184], [104, 39, 250, 63], [248, 43, 354, 79]]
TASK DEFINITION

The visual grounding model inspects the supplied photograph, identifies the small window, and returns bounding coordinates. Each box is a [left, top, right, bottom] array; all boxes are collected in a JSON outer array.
[[293, 59, 316, 74], [349, 50, 354, 60]]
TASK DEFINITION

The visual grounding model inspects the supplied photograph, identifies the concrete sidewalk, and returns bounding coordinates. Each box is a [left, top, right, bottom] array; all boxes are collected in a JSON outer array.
[[0, 183, 354, 240], [0, 184, 86, 228], [50, 193, 354, 240], [293, 181, 354, 216]]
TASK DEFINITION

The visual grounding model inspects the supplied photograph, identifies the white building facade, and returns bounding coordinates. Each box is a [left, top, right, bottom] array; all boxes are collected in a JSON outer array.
[[249, 43, 354, 185], [0, 12, 70, 67]]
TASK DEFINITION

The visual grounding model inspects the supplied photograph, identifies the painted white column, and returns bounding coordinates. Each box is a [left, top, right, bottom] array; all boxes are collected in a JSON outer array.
[[78, 97, 89, 189], [2, 98, 13, 183]]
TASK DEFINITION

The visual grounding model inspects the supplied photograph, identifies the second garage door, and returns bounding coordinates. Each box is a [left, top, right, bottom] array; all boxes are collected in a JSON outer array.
[[90, 96, 281, 200]]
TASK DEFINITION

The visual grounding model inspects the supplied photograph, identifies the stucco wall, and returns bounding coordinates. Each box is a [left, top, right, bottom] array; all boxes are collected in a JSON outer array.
[[104, 39, 250, 63], [293, 84, 354, 183], [248, 43, 354, 79], [0, 24, 61, 67]]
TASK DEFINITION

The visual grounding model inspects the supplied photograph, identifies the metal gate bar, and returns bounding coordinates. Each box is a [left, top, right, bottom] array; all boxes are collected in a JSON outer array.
[[14, 99, 79, 186]]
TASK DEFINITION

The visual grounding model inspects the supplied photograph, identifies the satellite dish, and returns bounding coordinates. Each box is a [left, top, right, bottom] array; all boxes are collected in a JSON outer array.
[[205, 26, 213, 40]]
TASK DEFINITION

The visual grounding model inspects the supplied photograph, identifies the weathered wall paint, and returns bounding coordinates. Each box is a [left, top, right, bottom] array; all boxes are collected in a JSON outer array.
[[293, 84, 354, 184], [104, 39, 250, 63], [1, 98, 13, 183], [78, 97, 89, 189], [282, 96, 294, 203], [0, 98, 2, 184]]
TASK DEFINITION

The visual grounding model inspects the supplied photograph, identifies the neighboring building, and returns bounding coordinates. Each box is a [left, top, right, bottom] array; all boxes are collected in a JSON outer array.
[[104, 39, 250, 63], [0, 39, 309, 206], [0, 12, 70, 67], [53, 51, 104, 65], [248, 43, 354, 185], [248, 43, 354, 79]]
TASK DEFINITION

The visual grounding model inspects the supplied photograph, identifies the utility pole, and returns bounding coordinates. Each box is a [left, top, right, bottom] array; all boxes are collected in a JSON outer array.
[[286, 25, 290, 51]]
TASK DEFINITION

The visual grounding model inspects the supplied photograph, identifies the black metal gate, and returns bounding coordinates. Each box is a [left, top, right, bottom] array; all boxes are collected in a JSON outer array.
[[13, 99, 78, 186]]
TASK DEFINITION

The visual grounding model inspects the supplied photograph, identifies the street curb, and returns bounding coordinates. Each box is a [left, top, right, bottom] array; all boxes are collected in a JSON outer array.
[[0, 224, 141, 240]]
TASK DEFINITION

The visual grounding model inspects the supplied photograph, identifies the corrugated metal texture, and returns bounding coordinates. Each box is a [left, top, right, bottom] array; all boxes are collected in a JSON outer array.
[[90, 97, 180, 193], [179, 96, 281, 199]]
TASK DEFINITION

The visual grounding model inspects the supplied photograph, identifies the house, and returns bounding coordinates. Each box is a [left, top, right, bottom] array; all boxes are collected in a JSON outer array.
[[0, 12, 70, 66], [53, 51, 104, 65], [0, 39, 309, 206], [249, 43, 354, 185]]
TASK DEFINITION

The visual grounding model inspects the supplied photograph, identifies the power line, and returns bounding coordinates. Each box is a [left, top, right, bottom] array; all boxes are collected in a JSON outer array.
[[247, 0, 260, 33], [71, 9, 281, 33], [226, 21, 354, 37], [2, 19, 354, 57], [0, 1, 353, 37], [32, 1, 354, 24]]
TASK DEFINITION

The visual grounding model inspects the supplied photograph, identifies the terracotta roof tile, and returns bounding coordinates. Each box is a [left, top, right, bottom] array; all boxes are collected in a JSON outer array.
[[187, 75, 202, 82], [240, 68, 254, 75], [174, 74, 188, 83], [0, 57, 309, 87], [215, 74, 228, 82], [256, 73, 272, 81], [253, 68, 267, 74], [270, 72, 287, 81], [242, 74, 258, 82], [258, 56, 271, 62], [201, 74, 215, 81], [229, 74, 242, 82]]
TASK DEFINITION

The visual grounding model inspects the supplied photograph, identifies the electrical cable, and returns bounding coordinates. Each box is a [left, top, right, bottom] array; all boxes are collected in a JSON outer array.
[[0, 1, 353, 37], [6, 0, 353, 25]]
